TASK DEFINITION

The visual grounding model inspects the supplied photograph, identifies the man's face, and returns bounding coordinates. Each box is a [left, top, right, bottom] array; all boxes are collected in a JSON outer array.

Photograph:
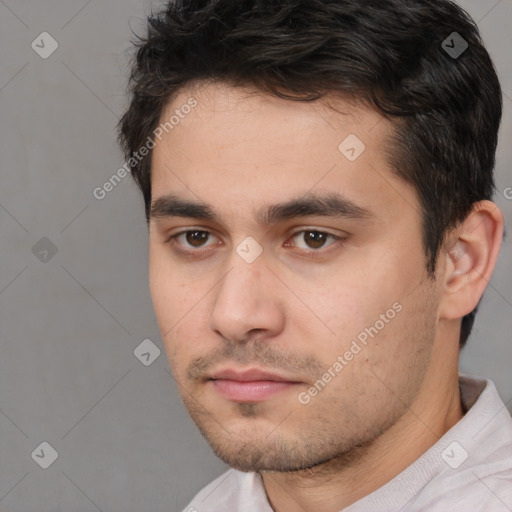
[[148, 82, 441, 472]]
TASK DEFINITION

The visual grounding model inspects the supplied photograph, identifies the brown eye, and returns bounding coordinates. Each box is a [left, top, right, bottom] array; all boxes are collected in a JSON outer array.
[[288, 230, 339, 251], [165, 229, 216, 250], [185, 230, 210, 247], [302, 231, 328, 249]]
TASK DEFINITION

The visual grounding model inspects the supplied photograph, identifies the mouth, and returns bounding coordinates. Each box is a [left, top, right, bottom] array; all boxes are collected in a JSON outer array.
[[208, 367, 303, 403]]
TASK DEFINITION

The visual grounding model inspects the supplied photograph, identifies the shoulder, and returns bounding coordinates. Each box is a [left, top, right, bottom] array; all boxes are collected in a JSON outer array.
[[411, 376, 512, 511]]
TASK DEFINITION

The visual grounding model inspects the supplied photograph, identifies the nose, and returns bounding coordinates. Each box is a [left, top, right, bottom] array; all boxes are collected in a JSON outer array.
[[208, 255, 285, 344]]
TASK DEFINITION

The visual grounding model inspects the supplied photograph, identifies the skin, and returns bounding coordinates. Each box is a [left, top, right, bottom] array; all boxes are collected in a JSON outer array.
[[148, 80, 504, 512]]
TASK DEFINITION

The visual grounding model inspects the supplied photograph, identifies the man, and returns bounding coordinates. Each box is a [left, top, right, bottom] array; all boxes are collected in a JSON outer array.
[[118, 0, 512, 510]]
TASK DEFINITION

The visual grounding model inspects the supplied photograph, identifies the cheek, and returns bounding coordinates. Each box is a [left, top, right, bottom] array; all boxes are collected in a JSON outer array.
[[309, 293, 435, 424], [149, 246, 194, 322], [149, 252, 196, 361], [293, 252, 427, 374], [290, 266, 398, 349]]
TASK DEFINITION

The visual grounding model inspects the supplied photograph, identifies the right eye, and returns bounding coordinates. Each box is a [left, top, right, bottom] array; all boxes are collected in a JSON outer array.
[[164, 229, 221, 252]]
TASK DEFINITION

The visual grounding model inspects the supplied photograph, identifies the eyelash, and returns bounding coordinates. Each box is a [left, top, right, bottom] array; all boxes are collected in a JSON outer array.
[[163, 228, 344, 255]]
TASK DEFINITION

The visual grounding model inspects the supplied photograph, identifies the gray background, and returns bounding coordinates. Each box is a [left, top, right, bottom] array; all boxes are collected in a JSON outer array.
[[0, 0, 510, 511]]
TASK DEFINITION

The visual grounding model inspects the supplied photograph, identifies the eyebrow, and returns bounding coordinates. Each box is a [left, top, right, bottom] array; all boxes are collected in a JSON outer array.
[[149, 192, 376, 225]]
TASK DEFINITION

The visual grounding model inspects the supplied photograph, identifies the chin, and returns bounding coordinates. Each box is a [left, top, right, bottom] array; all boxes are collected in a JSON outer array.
[[200, 425, 370, 473]]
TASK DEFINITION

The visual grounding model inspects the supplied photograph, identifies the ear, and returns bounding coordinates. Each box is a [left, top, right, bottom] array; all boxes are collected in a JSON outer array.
[[438, 200, 504, 320]]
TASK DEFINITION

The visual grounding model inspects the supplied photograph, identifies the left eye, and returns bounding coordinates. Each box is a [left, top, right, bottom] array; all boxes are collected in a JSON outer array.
[[286, 230, 340, 250]]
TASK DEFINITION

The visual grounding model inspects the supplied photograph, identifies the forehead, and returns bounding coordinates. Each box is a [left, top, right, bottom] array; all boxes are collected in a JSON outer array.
[[150, 81, 418, 225], [155, 80, 386, 153]]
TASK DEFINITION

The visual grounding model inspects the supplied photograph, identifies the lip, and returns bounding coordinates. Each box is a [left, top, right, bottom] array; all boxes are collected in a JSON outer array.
[[210, 368, 299, 382], [208, 367, 302, 402]]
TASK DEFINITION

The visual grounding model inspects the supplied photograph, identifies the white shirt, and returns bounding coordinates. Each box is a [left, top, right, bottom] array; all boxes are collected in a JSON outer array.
[[183, 374, 512, 511]]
